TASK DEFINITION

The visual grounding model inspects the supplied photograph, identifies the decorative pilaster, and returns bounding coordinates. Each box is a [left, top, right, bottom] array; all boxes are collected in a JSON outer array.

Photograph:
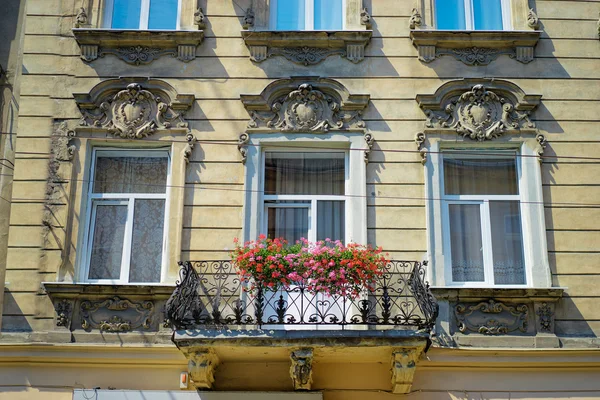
[[290, 348, 314, 391], [188, 349, 220, 389], [391, 346, 424, 394]]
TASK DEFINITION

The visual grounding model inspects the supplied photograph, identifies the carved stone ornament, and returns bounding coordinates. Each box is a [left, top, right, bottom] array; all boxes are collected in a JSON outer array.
[[237, 133, 249, 164], [243, 6, 255, 29], [414, 132, 426, 165], [55, 299, 72, 327], [72, 29, 204, 64], [184, 133, 197, 164], [242, 31, 372, 65], [194, 7, 206, 29], [410, 30, 540, 65], [74, 7, 88, 28], [290, 348, 314, 391], [53, 121, 76, 162], [360, 7, 372, 29], [75, 78, 194, 139], [187, 349, 220, 389], [455, 300, 529, 335], [391, 346, 425, 394], [535, 302, 554, 333], [409, 8, 422, 29], [536, 133, 548, 164], [241, 77, 369, 133], [416, 79, 541, 141], [527, 8, 540, 29], [80, 296, 154, 332]]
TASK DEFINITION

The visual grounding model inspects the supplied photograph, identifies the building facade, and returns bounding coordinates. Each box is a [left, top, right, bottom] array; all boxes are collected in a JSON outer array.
[[1, 0, 600, 399]]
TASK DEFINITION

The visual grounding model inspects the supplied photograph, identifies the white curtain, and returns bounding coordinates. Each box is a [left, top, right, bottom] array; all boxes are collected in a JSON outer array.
[[490, 201, 525, 284], [93, 156, 168, 194], [268, 206, 309, 243], [444, 157, 518, 195], [89, 204, 127, 280], [449, 204, 485, 282], [129, 199, 165, 282]]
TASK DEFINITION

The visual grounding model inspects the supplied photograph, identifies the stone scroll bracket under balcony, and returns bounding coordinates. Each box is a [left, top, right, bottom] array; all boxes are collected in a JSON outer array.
[[410, 30, 541, 65], [241, 31, 372, 65], [72, 29, 204, 65]]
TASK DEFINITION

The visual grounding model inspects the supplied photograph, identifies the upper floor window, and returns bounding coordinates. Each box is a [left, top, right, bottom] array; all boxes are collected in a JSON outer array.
[[270, 0, 344, 30], [441, 153, 526, 286], [103, 0, 181, 29], [263, 151, 347, 243], [435, 0, 511, 30], [83, 149, 170, 284]]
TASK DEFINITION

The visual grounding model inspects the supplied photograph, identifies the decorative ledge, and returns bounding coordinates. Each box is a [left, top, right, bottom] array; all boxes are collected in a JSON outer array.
[[241, 30, 372, 65], [430, 287, 565, 301], [72, 29, 204, 64], [410, 30, 541, 65]]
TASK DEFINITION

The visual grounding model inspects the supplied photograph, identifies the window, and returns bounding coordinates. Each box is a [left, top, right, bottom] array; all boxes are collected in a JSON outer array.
[[270, 0, 344, 31], [103, 0, 181, 30], [435, 0, 511, 30], [262, 151, 347, 243], [441, 152, 527, 286], [83, 149, 170, 284]]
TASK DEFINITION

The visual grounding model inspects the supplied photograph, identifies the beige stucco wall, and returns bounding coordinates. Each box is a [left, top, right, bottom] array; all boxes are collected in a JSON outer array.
[[1, 0, 600, 397]]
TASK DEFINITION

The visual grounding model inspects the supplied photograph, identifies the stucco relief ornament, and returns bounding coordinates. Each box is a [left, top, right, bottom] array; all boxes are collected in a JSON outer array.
[[243, 6, 255, 29], [80, 296, 154, 332], [536, 302, 553, 332], [194, 7, 206, 29], [253, 83, 364, 133], [425, 84, 535, 141], [272, 47, 345, 66], [361, 7, 372, 28], [74, 7, 88, 28], [455, 299, 529, 335], [409, 8, 422, 29], [527, 8, 540, 29], [80, 83, 188, 139]]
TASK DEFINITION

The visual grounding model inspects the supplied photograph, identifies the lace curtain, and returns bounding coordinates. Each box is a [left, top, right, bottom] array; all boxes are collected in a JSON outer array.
[[93, 156, 167, 194]]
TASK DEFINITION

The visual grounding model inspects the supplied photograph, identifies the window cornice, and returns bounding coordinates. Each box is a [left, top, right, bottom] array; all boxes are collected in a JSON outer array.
[[72, 28, 204, 64]]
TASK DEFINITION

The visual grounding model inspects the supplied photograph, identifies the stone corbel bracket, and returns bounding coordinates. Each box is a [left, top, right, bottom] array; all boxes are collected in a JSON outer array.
[[72, 29, 204, 64], [391, 344, 426, 394], [181, 348, 220, 389], [74, 77, 194, 139], [410, 30, 541, 65], [290, 348, 314, 390], [416, 78, 541, 142], [241, 31, 372, 65], [239, 76, 371, 162]]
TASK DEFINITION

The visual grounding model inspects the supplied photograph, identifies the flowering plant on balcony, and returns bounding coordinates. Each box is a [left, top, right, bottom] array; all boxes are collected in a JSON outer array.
[[231, 235, 387, 299]]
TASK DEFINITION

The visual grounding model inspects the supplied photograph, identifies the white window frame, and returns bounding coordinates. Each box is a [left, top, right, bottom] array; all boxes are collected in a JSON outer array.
[[81, 148, 172, 284], [440, 152, 526, 287], [260, 150, 350, 243], [243, 134, 367, 247], [269, 0, 347, 31], [102, 0, 182, 30], [433, 0, 512, 30], [425, 142, 552, 288]]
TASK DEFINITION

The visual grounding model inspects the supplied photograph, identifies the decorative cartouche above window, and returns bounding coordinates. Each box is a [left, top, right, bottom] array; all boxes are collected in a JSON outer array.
[[410, 0, 541, 65], [239, 77, 372, 162], [74, 78, 194, 139], [240, 0, 372, 65], [416, 79, 541, 141]]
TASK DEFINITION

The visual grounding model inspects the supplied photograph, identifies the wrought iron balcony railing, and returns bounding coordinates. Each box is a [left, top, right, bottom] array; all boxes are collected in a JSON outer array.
[[165, 260, 439, 332]]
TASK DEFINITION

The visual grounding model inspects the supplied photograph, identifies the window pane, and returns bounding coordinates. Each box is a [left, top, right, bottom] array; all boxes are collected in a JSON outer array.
[[276, 0, 305, 30], [268, 207, 309, 243], [88, 204, 127, 280], [473, 0, 504, 30], [149, 0, 178, 29], [314, 0, 343, 30], [436, 0, 466, 29], [449, 204, 484, 282], [490, 201, 525, 284], [129, 199, 165, 283], [444, 157, 518, 195], [111, 0, 142, 29], [93, 156, 168, 194], [265, 152, 345, 195], [317, 201, 345, 242]]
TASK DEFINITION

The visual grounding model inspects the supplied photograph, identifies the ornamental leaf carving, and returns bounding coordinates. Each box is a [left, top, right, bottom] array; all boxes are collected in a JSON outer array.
[[455, 300, 529, 335], [99, 46, 176, 65], [80, 296, 154, 332], [272, 47, 345, 66], [449, 47, 501, 66], [79, 83, 189, 139], [422, 84, 537, 141], [248, 83, 365, 133]]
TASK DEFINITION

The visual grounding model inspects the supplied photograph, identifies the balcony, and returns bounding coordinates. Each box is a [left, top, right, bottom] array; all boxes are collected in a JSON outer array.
[[166, 260, 438, 392]]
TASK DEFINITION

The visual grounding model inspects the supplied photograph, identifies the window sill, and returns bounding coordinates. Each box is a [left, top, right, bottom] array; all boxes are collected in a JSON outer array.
[[72, 28, 204, 64], [241, 30, 372, 65], [430, 286, 565, 300], [410, 29, 541, 65], [43, 282, 175, 333]]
